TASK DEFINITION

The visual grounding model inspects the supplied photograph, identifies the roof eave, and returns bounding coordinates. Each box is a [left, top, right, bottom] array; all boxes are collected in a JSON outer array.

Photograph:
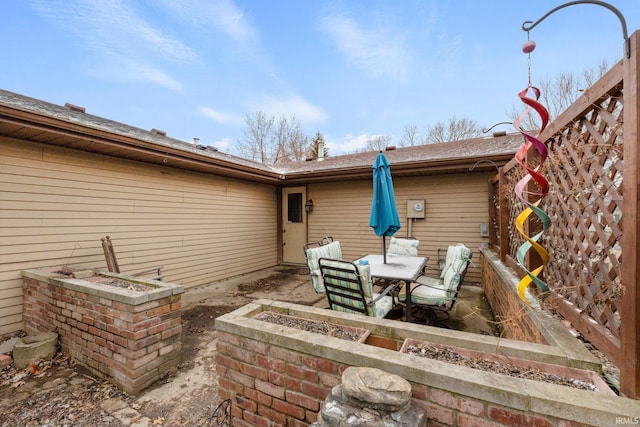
[[282, 154, 513, 184], [0, 107, 284, 184]]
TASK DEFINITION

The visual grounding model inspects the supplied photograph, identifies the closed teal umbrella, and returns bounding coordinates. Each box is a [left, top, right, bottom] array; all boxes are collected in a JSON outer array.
[[369, 152, 401, 263]]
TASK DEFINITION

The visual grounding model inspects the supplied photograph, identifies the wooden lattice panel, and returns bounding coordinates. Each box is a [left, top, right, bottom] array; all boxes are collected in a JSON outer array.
[[539, 90, 623, 340]]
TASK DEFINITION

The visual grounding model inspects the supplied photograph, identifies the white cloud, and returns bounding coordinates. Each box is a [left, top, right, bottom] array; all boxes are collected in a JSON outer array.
[[30, 0, 194, 89], [255, 95, 328, 125], [198, 106, 244, 126], [158, 0, 260, 49], [319, 13, 409, 81], [211, 137, 234, 151], [327, 133, 369, 155]]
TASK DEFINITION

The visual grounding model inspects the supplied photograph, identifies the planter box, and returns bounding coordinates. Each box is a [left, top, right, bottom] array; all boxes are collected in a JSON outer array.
[[253, 311, 370, 343], [22, 266, 184, 394], [400, 338, 615, 395]]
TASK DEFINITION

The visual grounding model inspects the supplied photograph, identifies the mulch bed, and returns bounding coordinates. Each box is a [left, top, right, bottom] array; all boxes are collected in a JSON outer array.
[[406, 342, 600, 392]]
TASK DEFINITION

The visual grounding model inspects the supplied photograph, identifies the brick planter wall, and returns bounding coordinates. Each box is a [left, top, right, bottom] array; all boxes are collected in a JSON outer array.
[[479, 248, 577, 349], [216, 300, 640, 427], [22, 266, 184, 395]]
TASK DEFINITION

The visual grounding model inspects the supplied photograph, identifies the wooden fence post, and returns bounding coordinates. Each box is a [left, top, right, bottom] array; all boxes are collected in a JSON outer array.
[[621, 30, 640, 399]]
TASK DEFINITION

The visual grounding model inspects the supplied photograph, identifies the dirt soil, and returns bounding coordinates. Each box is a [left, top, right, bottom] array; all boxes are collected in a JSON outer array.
[[0, 266, 320, 427]]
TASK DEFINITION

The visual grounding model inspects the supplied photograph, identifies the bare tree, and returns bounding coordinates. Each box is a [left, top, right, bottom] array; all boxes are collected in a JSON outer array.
[[400, 125, 424, 147], [426, 116, 483, 144], [237, 111, 312, 165], [272, 115, 308, 165], [509, 60, 610, 130], [366, 134, 392, 151], [237, 111, 275, 164]]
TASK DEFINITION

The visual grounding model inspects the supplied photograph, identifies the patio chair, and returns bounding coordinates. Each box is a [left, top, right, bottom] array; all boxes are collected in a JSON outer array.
[[318, 258, 398, 318], [387, 237, 419, 257], [304, 238, 341, 293], [398, 243, 472, 325], [101, 236, 164, 281]]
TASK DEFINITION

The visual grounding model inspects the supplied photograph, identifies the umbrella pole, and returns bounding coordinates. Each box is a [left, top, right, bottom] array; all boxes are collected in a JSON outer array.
[[383, 235, 386, 264]]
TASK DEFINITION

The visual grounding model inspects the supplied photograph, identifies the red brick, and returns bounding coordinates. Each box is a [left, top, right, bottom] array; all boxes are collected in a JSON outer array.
[[216, 354, 240, 371], [300, 382, 330, 401], [305, 409, 318, 425], [287, 364, 319, 382], [423, 402, 454, 425], [458, 413, 496, 427], [269, 346, 301, 364], [286, 390, 320, 411], [241, 362, 269, 380], [228, 369, 256, 388], [258, 403, 288, 424], [0, 354, 11, 367], [217, 331, 241, 347], [233, 395, 257, 412], [240, 337, 270, 355], [226, 344, 256, 364], [458, 396, 485, 416], [489, 406, 552, 427], [245, 388, 272, 407], [302, 356, 337, 374], [219, 377, 244, 394], [244, 410, 274, 427], [256, 379, 285, 399], [411, 383, 428, 400], [431, 388, 457, 408], [257, 354, 286, 372], [288, 417, 311, 427], [160, 326, 181, 340], [317, 372, 340, 389], [276, 398, 307, 421], [269, 371, 302, 391]]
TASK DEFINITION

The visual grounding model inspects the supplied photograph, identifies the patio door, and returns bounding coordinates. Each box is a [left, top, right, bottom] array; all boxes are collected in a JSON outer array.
[[282, 187, 307, 264]]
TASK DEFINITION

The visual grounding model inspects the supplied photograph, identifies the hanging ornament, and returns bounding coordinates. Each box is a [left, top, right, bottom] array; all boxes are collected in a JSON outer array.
[[522, 40, 536, 54], [513, 31, 551, 305]]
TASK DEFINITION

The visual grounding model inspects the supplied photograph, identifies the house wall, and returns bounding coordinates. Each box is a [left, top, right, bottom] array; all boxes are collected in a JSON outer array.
[[0, 138, 278, 335], [306, 173, 493, 284]]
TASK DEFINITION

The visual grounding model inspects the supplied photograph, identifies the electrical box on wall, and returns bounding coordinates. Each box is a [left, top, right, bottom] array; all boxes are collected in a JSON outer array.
[[407, 200, 425, 219]]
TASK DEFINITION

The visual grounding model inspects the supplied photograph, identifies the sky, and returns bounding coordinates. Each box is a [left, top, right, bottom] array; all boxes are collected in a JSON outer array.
[[3, 0, 640, 157]]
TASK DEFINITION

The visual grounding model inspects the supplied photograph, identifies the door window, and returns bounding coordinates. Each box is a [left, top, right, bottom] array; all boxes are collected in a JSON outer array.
[[287, 193, 303, 223]]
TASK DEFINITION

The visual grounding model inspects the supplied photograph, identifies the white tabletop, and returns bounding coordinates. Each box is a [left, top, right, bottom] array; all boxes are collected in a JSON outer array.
[[357, 254, 427, 282]]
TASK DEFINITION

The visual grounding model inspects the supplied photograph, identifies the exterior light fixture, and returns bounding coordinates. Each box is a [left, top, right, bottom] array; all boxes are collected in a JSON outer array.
[[305, 199, 314, 213]]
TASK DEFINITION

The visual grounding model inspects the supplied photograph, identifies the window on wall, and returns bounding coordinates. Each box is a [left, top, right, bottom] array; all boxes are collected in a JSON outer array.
[[288, 193, 303, 223]]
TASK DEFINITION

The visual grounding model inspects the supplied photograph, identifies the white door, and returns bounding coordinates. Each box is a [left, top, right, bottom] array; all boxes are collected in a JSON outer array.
[[282, 187, 307, 264]]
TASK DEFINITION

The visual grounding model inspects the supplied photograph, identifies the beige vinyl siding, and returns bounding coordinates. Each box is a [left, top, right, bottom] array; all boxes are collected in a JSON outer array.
[[0, 138, 277, 335], [307, 173, 493, 284]]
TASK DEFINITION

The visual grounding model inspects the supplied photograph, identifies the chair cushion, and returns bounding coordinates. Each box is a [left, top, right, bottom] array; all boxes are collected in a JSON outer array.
[[387, 237, 419, 257], [398, 277, 451, 306], [320, 259, 391, 318], [306, 241, 342, 293], [440, 244, 472, 279]]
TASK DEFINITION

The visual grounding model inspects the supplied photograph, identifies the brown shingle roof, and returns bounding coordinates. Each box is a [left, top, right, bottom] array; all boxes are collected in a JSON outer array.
[[280, 134, 522, 183]]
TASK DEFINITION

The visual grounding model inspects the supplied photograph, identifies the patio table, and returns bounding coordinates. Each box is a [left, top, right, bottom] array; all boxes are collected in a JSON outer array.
[[356, 254, 427, 322]]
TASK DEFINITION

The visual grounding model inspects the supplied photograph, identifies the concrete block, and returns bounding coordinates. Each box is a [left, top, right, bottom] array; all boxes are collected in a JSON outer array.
[[13, 332, 58, 369]]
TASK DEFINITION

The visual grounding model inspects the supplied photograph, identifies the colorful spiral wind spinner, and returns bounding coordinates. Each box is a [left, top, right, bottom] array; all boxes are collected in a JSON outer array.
[[513, 36, 551, 304]]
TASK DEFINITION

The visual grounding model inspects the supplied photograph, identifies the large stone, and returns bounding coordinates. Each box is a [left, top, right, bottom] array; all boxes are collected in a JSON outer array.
[[312, 367, 426, 427], [342, 366, 412, 411], [13, 332, 58, 369]]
